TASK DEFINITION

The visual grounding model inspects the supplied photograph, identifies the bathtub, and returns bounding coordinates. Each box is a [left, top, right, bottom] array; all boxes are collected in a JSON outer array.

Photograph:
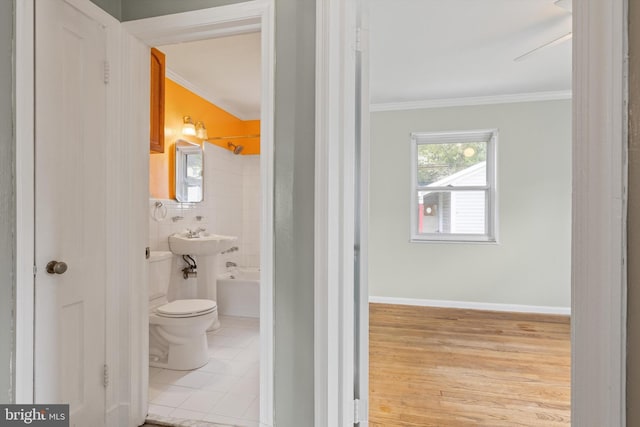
[[217, 268, 260, 318]]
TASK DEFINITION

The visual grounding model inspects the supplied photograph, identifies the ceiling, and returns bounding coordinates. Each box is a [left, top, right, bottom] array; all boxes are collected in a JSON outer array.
[[158, 32, 261, 120], [158, 1, 571, 116], [369, 0, 572, 105]]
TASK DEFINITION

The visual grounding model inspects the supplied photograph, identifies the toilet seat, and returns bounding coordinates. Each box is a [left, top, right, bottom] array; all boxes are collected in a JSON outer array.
[[156, 299, 217, 318]]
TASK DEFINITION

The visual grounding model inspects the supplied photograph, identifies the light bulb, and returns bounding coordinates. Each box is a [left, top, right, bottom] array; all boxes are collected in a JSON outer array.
[[182, 115, 196, 136], [195, 121, 208, 139]]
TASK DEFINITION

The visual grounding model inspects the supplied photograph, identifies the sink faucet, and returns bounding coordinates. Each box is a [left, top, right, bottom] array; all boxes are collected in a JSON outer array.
[[226, 261, 237, 268], [185, 227, 206, 238]]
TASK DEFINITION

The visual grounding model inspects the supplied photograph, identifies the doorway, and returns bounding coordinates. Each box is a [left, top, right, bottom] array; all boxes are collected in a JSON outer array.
[[312, 0, 627, 425], [365, 2, 572, 423], [124, 3, 276, 424], [146, 33, 264, 425]]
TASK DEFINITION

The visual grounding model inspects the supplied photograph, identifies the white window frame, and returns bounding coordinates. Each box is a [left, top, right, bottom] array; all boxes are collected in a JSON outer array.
[[410, 129, 498, 243]]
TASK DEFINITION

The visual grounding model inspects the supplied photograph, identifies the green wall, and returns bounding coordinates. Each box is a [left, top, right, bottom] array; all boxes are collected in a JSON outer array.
[[271, 1, 316, 423], [121, 0, 245, 21], [0, 0, 15, 404], [89, 0, 121, 20]]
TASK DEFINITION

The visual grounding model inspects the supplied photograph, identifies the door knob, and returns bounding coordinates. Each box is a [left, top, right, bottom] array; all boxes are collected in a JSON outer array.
[[46, 261, 68, 275]]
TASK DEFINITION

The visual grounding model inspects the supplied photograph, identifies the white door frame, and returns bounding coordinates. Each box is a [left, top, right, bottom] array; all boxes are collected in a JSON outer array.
[[315, 0, 360, 424], [314, 1, 628, 427], [122, 2, 276, 425], [571, 0, 628, 424], [15, 0, 36, 404]]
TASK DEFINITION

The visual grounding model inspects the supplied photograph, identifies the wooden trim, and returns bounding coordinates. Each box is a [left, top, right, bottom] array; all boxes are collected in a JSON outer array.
[[257, 2, 275, 423], [571, 0, 627, 425], [314, 1, 337, 423], [130, 35, 153, 427], [315, 0, 360, 424], [15, 0, 35, 404], [149, 48, 165, 153], [356, 3, 371, 423], [371, 90, 573, 112]]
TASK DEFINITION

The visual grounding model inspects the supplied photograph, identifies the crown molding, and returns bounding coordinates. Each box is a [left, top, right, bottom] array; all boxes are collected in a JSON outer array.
[[165, 68, 260, 121], [370, 90, 572, 112]]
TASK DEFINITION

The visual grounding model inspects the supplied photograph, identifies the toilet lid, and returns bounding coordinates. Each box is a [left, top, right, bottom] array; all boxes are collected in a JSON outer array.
[[156, 299, 217, 318]]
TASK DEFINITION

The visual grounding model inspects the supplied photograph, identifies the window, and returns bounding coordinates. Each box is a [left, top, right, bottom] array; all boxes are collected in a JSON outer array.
[[410, 129, 497, 242]]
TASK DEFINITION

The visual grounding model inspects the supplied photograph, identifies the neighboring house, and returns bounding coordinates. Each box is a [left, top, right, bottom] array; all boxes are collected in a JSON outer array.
[[420, 162, 486, 234]]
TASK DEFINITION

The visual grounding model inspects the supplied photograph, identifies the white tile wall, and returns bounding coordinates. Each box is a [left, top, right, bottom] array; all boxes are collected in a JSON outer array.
[[149, 144, 260, 270], [242, 156, 260, 268]]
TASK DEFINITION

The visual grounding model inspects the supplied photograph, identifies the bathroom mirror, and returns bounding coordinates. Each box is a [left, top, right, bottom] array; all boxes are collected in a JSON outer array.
[[175, 139, 204, 202]]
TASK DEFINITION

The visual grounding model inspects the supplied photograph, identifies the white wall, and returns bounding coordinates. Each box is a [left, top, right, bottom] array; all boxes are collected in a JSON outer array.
[[148, 143, 260, 272], [369, 99, 571, 308]]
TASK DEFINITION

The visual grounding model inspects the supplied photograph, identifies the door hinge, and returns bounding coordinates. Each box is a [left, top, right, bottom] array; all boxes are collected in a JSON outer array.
[[103, 61, 110, 85], [353, 398, 368, 424], [33, 265, 37, 276], [355, 27, 362, 52], [103, 364, 109, 388]]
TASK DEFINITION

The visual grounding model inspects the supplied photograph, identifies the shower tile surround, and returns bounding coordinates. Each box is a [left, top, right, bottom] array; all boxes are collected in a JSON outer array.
[[149, 143, 261, 271]]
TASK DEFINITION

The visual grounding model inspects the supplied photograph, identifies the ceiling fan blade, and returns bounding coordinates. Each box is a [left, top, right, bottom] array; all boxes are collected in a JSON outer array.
[[513, 32, 572, 62]]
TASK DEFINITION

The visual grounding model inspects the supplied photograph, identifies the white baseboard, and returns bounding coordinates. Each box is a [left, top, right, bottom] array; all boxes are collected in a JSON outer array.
[[369, 296, 571, 315]]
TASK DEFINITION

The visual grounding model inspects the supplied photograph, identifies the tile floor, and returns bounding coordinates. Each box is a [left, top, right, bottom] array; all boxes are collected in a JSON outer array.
[[147, 316, 260, 427]]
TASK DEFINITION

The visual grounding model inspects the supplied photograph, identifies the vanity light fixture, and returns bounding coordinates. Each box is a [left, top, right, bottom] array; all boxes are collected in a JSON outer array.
[[182, 115, 196, 136], [195, 121, 208, 140]]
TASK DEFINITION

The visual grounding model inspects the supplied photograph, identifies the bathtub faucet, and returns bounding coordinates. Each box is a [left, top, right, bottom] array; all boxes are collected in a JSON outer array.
[[226, 261, 237, 268]]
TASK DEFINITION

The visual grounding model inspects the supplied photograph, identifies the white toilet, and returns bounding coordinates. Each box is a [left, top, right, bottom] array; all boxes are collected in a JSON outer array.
[[148, 251, 217, 370]]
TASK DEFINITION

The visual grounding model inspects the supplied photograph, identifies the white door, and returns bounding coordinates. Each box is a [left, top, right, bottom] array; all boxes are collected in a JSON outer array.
[[34, 0, 107, 425]]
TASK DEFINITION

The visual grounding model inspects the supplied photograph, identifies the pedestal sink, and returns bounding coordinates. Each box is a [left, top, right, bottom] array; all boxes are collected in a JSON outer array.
[[169, 232, 237, 331]]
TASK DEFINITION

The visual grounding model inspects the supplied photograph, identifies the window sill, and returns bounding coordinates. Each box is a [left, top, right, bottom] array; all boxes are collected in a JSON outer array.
[[409, 236, 498, 245]]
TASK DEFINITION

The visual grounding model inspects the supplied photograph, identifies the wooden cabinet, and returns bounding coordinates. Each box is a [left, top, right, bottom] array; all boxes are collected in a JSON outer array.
[[150, 47, 165, 153]]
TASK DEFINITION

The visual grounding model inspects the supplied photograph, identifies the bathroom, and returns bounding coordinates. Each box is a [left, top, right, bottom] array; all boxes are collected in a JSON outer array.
[[146, 33, 263, 426]]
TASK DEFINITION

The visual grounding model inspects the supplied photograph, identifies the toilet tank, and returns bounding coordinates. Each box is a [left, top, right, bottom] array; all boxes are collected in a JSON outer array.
[[149, 251, 173, 300]]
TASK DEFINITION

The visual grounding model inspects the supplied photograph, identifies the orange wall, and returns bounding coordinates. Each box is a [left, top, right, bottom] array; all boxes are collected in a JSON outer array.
[[150, 78, 261, 199]]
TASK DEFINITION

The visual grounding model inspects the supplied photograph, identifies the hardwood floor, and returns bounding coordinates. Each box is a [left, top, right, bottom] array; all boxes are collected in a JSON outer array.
[[369, 304, 571, 427]]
